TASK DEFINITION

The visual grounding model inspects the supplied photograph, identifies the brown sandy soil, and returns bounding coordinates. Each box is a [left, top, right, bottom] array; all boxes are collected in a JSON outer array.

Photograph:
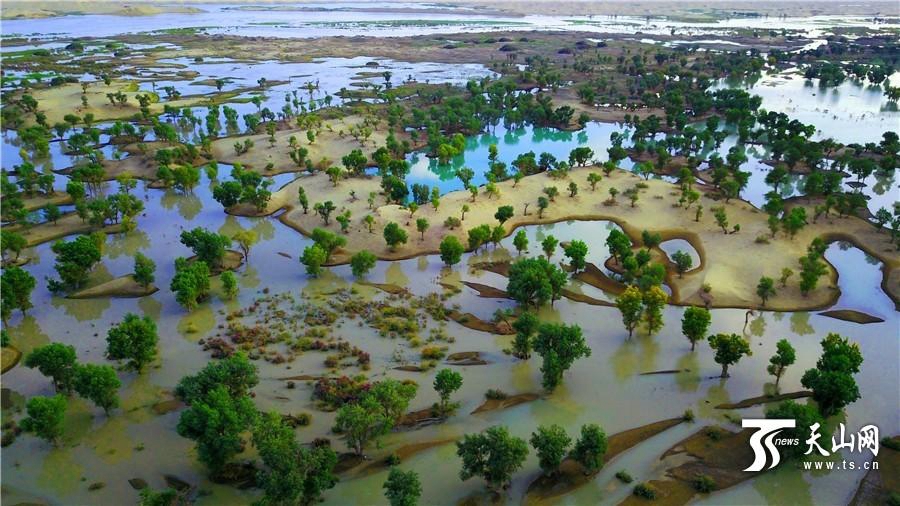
[[356, 281, 410, 295], [398, 406, 442, 428], [447, 309, 512, 334], [849, 436, 900, 506], [525, 417, 686, 503], [241, 164, 900, 311], [446, 351, 489, 365], [55, 147, 170, 182], [210, 115, 390, 176], [1, 256, 31, 268], [18, 80, 204, 127], [471, 392, 540, 414], [67, 275, 158, 299], [453, 0, 899, 18], [1, 346, 22, 374], [1, 1, 203, 20], [461, 280, 509, 299], [187, 250, 244, 274], [342, 438, 457, 479], [16, 191, 73, 214], [818, 309, 884, 324], [13, 211, 123, 247], [639, 369, 689, 375], [618, 426, 757, 506], [714, 390, 811, 409]]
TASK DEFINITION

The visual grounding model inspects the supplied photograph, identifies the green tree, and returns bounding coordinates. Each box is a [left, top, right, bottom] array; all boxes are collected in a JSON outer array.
[[383, 222, 408, 251], [232, 229, 258, 264], [506, 257, 567, 308], [43, 203, 61, 224], [708, 333, 752, 378], [221, 270, 238, 299], [587, 172, 602, 191], [49, 235, 102, 291], [782, 207, 807, 239], [73, 363, 121, 415], [511, 311, 538, 359], [513, 230, 529, 255], [541, 235, 558, 259], [170, 257, 211, 310], [467, 224, 491, 252], [642, 285, 667, 335], [434, 368, 463, 416], [712, 206, 729, 234], [1, 266, 35, 322], [175, 353, 258, 404], [1, 230, 27, 261], [415, 217, 429, 241], [533, 322, 591, 391], [530, 424, 571, 476], [24, 343, 77, 393], [681, 306, 711, 351], [570, 423, 608, 474], [383, 468, 421, 506], [671, 250, 693, 278], [767, 339, 796, 391], [252, 411, 337, 506], [180, 227, 231, 268], [800, 333, 863, 417], [439, 235, 464, 267], [456, 425, 528, 491], [301, 244, 328, 277], [106, 313, 158, 371], [335, 396, 389, 456], [616, 286, 644, 338], [756, 276, 776, 307], [563, 240, 588, 272], [177, 384, 257, 475], [138, 487, 179, 506], [133, 252, 156, 288], [350, 250, 377, 278], [764, 401, 826, 460], [310, 228, 346, 261], [368, 379, 419, 425], [494, 205, 514, 224], [21, 394, 67, 445]]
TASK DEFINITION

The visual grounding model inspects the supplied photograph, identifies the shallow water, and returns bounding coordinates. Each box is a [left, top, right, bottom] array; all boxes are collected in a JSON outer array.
[[2, 6, 899, 506]]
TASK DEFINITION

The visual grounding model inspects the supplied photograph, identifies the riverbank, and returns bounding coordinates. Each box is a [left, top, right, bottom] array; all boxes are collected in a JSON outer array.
[[235, 164, 899, 311]]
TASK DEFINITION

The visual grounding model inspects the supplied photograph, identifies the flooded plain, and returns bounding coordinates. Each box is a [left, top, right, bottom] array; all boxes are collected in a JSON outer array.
[[1, 4, 898, 506]]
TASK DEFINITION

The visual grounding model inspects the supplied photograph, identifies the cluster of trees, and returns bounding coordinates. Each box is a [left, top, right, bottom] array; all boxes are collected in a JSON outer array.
[[508, 312, 591, 391], [21, 333, 142, 445], [47, 233, 104, 293], [211, 163, 273, 212], [455, 421, 607, 492]]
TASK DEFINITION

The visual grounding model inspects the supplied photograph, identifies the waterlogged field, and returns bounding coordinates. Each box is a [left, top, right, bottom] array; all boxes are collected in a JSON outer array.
[[1, 3, 898, 506]]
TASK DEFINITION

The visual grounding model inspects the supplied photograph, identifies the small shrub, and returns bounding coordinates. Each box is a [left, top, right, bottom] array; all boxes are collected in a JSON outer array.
[[701, 283, 712, 293], [879, 437, 900, 451], [633, 483, 657, 499], [385, 453, 401, 466], [485, 388, 507, 400], [692, 473, 716, 493], [704, 427, 723, 441], [615, 470, 634, 483], [420, 346, 446, 360], [754, 235, 770, 244], [295, 412, 312, 426], [682, 409, 695, 422]]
